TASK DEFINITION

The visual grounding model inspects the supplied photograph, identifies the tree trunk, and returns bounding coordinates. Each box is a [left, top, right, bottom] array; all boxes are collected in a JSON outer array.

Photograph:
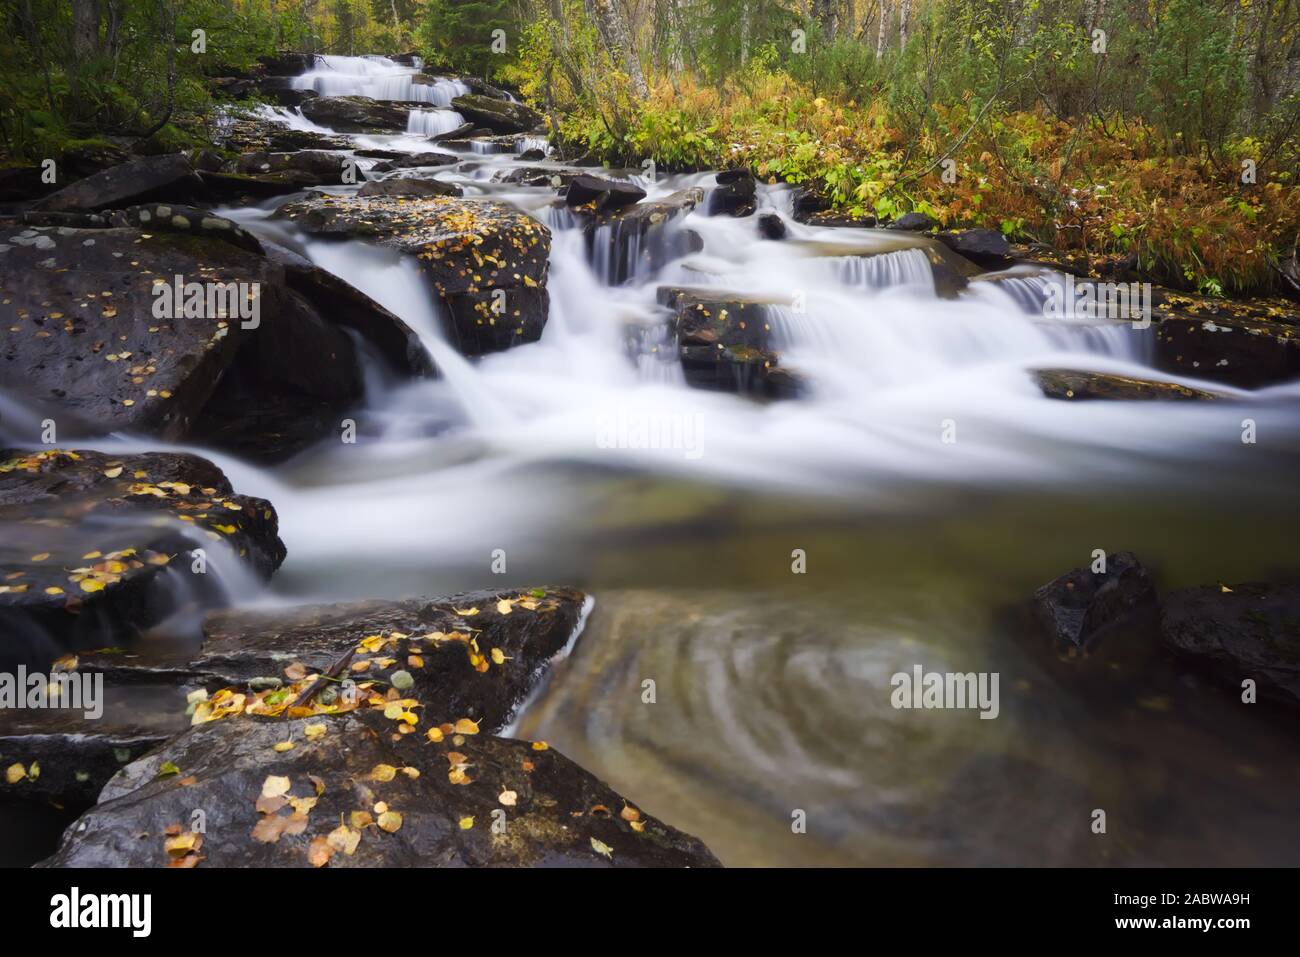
[[876, 0, 889, 58], [586, 0, 648, 98], [899, 0, 911, 49], [72, 0, 101, 59]]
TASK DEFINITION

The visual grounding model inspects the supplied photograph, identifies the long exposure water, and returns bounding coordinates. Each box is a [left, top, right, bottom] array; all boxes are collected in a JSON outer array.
[[10, 55, 1300, 866]]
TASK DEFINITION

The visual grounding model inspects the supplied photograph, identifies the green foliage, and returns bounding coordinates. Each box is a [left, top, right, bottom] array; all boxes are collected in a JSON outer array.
[[419, 0, 519, 78]]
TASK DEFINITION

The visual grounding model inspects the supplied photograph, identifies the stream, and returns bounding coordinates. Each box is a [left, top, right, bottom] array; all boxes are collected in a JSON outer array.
[[24, 54, 1300, 866]]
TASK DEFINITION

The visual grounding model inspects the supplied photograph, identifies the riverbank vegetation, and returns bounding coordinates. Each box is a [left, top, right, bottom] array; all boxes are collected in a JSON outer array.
[[1, 0, 1297, 294]]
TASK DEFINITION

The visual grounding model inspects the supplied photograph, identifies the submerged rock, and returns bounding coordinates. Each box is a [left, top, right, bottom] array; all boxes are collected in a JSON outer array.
[[41, 707, 720, 867], [1034, 369, 1225, 401], [0, 449, 284, 671], [1161, 583, 1300, 707], [277, 194, 551, 355], [449, 94, 543, 134], [1030, 551, 1156, 654]]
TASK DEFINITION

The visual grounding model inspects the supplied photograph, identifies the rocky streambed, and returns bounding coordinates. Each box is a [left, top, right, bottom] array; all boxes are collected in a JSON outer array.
[[2, 53, 1299, 868]]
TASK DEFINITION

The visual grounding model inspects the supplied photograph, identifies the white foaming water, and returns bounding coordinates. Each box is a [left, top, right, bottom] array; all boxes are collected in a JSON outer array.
[[29, 54, 1290, 599], [406, 108, 467, 137], [292, 54, 469, 107]]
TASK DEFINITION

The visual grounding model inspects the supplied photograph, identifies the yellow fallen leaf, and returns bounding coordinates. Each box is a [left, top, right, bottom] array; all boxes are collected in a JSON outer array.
[[591, 837, 614, 859], [498, 789, 517, 807], [426, 727, 444, 743], [304, 723, 327, 740], [369, 764, 397, 782], [454, 717, 480, 735], [453, 606, 479, 616], [272, 741, 294, 753], [496, 599, 513, 615], [5, 763, 26, 784], [103, 466, 123, 478], [377, 810, 403, 833], [261, 775, 291, 799], [307, 836, 334, 867], [80, 579, 106, 593], [459, 816, 474, 830]]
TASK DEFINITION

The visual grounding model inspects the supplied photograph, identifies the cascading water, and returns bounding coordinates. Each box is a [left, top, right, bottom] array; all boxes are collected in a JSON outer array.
[[19, 55, 1298, 868]]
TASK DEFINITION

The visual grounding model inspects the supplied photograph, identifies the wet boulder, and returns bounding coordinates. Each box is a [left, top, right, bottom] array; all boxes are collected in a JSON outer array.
[[257, 52, 316, 76], [450, 94, 543, 134], [584, 187, 704, 285], [1160, 582, 1300, 707], [41, 706, 720, 867], [0, 216, 421, 456], [427, 122, 477, 142], [494, 166, 584, 188], [563, 174, 646, 212], [299, 95, 412, 133], [0, 587, 586, 809], [887, 211, 937, 232], [1030, 551, 1156, 654], [33, 153, 200, 213], [659, 288, 803, 399], [1034, 369, 1225, 401], [368, 152, 459, 173], [1154, 294, 1300, 388], [228, 150, 354, 187], [0, 448, 285, 671], [276, 194, 551, 356], [259, 240, 434, 378], [935, 228, 1012, 269], [358, 177, 463, 199], [757, 213, 787, 240], [707, 170, 756, 217]]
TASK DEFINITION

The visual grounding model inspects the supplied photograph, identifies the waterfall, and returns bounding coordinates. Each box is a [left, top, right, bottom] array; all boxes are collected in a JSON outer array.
[[292, 54, 470, 107]]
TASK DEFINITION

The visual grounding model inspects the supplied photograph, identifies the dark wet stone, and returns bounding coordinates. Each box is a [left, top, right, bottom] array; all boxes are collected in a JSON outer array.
[[887, 211, 937, 232], [1031, 551, 1156, 654], [0, 218, 421, 451], [368, 152, 459, 173], [2, 588, 590, 810], [0, 449, 285, 671], [276, 194, 551, 356], [40, 706, 720, 868], [564, 174, 646, 212], [659, 288, 804, 399], [450, 94, 543, 134], [708, 170, 756, 217], [936, 228, 1012, 269], [0, 166, 54, 202], [228, 150, 353, 187], [358, 177, 463, 198], [1034, 369, 1224, 401], [583, 188, 704, 285], [757, 213, 787, 240], [258, 52, 315, 76], [33, 154, 200, 213], [1154, 295, 1300, 389], [494, 166, 584, 188], [299, 95, 412, 132], [803, 210, 878, 228], [1161, 582, 1300, 706], [427, 122, 476, 143]]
